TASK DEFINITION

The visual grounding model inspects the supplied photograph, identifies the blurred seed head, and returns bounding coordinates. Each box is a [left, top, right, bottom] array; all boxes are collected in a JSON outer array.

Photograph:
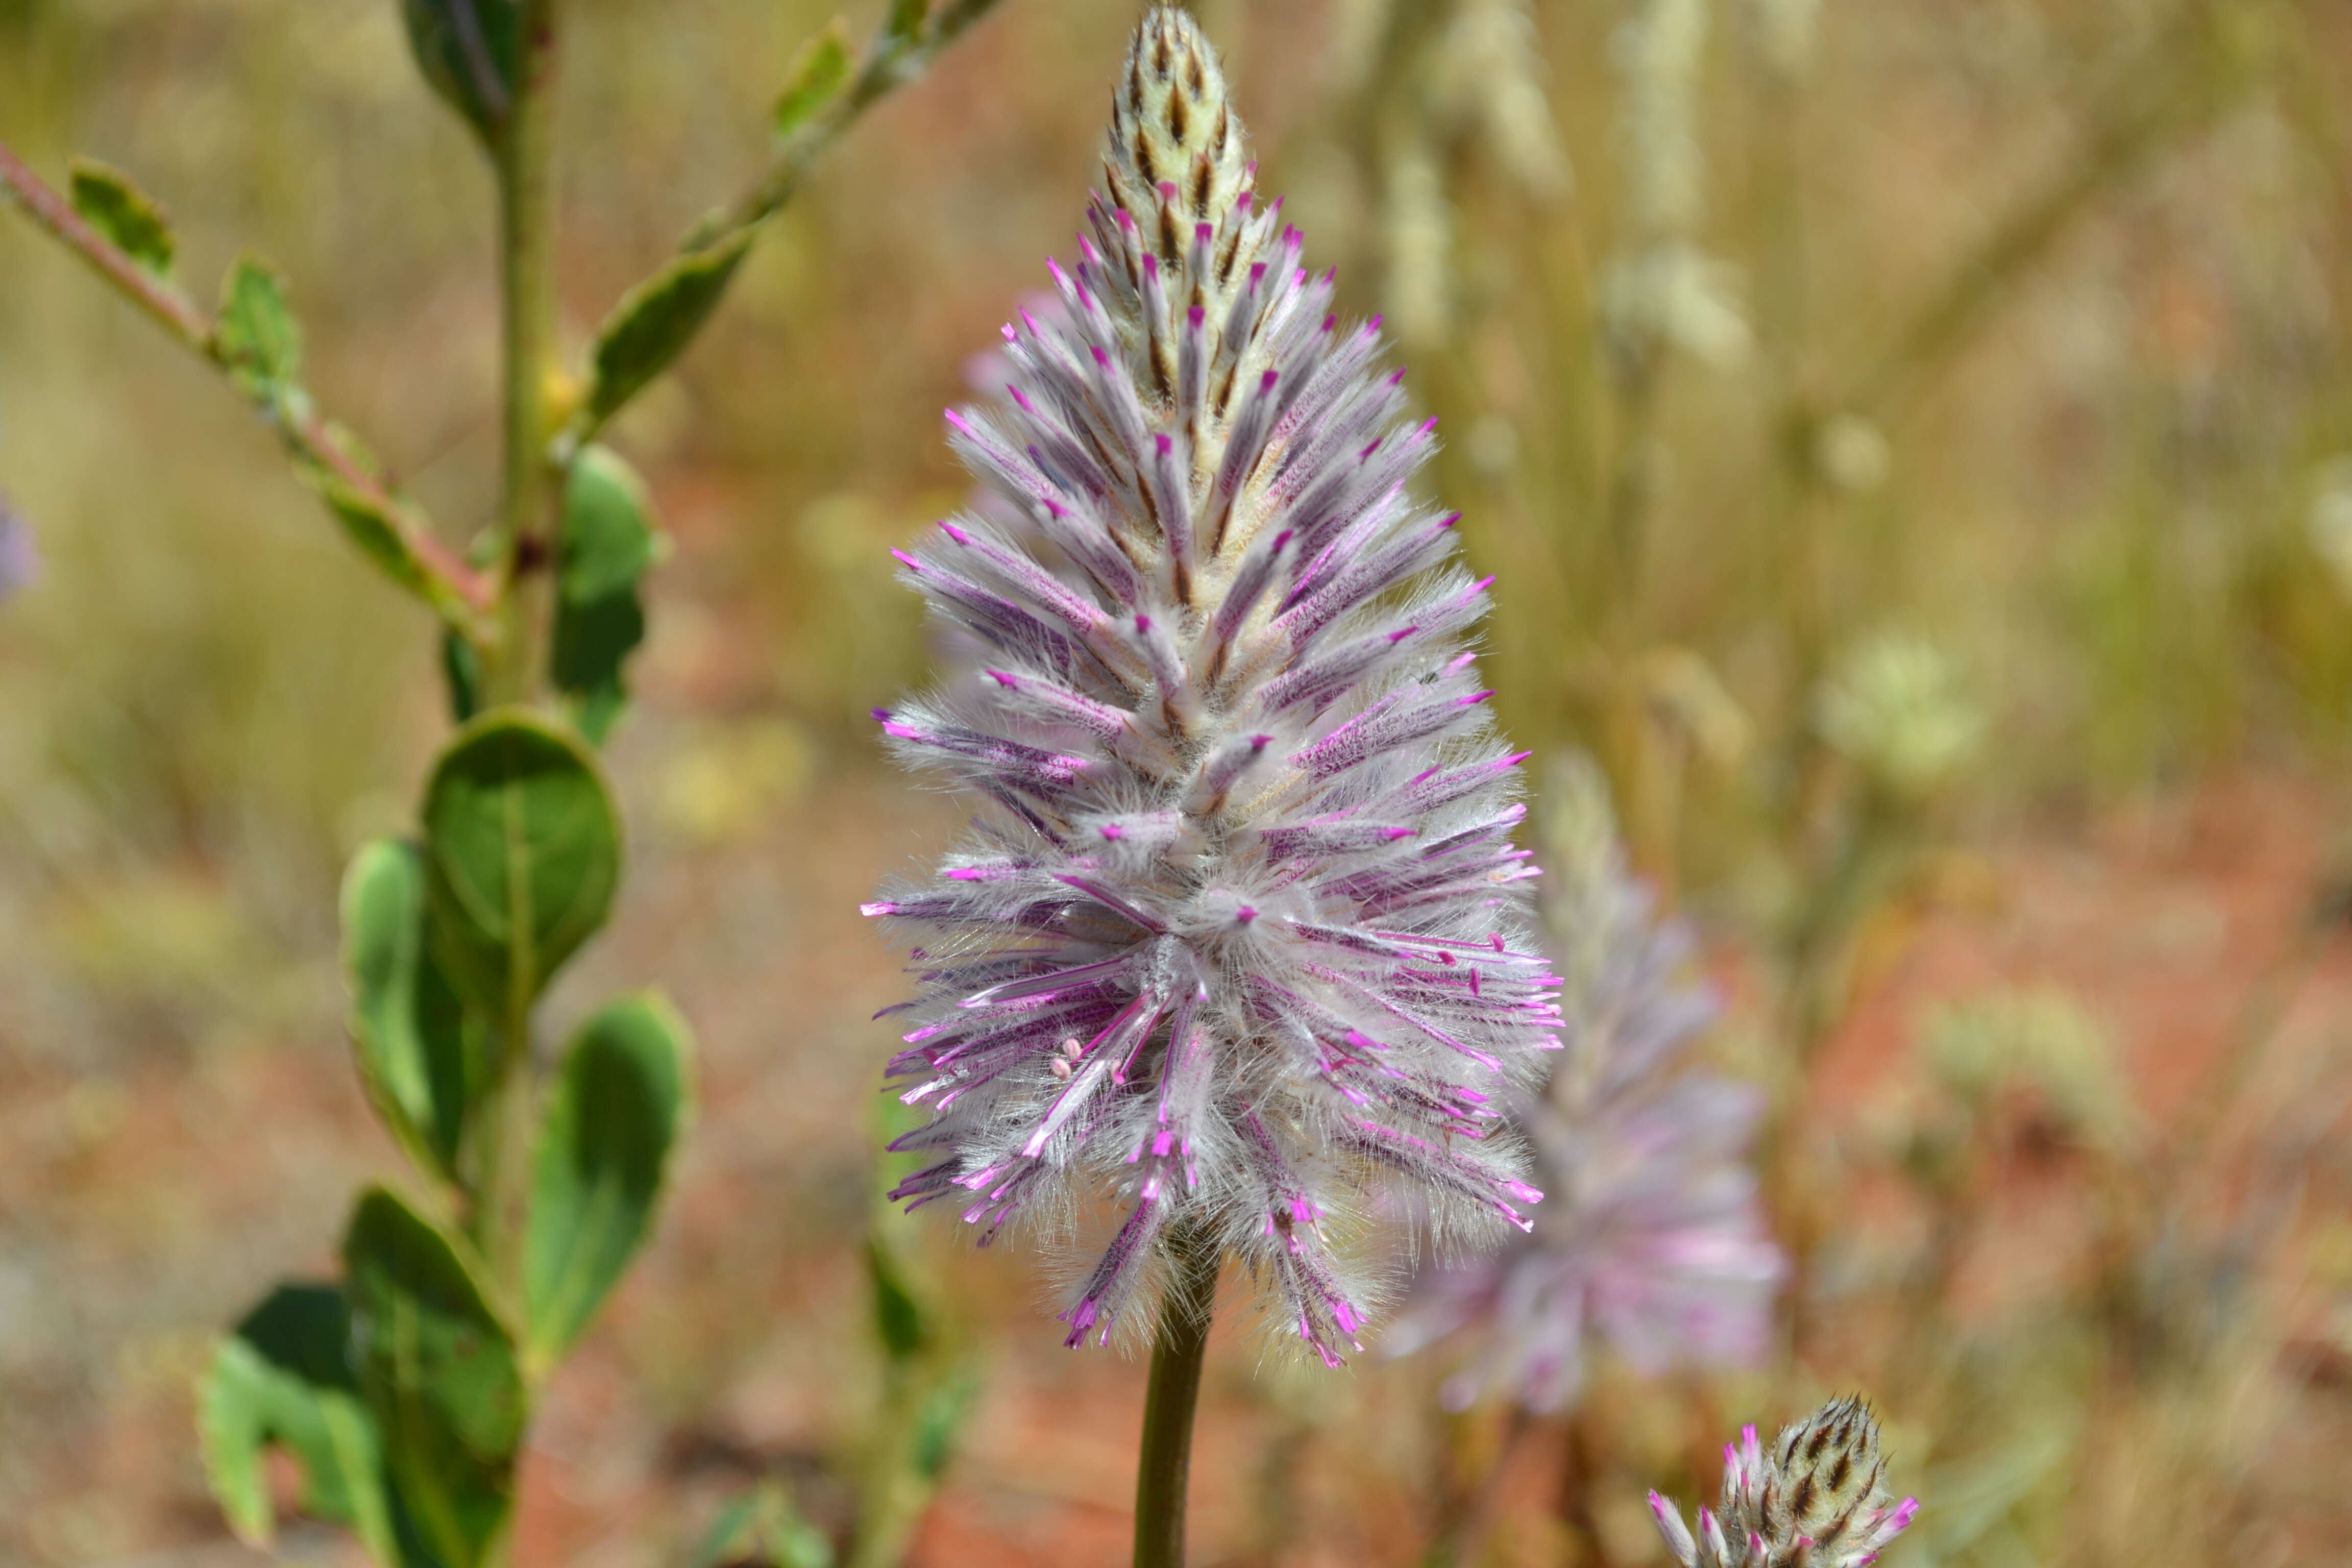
[[1814, 413, 1892, 495], [1814, 632, 1986, 800], [1431, 0, 1574, 202], [2305, 456, 2352, 603], [1744, 0, 1823, 78], [1603, 0, 1755, 377], [1650, 1395, 1919, 1568], [1614, 0, 1712, 236], [1383, 143, 1455, 347]]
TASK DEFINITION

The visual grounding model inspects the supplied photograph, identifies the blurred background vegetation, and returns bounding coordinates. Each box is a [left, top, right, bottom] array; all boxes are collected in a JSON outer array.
[[4, 0, 2352, 1563]]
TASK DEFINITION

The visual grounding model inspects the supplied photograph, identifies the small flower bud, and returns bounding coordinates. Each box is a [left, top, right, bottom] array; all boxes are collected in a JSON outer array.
[[1651, 1396, 1919, 1568]]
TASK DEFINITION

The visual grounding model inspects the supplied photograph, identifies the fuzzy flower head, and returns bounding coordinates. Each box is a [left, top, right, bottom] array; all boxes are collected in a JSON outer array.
[[1389, 755, 1780, 1410], [866, 8, 1560, 1366], [1650, 1396, 1919, 1568]]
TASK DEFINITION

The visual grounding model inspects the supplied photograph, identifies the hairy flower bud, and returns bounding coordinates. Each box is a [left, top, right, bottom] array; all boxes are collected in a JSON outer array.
[[1650, 1396, 1919, 1568], [867, 8, 1559, 1365]]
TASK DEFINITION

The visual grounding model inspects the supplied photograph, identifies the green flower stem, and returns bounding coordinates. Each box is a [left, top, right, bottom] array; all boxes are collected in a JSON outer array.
[[1134, 1231, 1220, 1568], [0, 138, 497, 624], [464, 0, 565, 1322], [488, 0, 565, 708]]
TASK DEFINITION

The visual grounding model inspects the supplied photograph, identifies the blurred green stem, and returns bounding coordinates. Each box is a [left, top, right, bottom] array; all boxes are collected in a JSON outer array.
[[1134, 1229, 1219, 1568], [687, 0, 1009, 253], [488, 0, 564, 708], [0, 138, 497, 625], [1840, 0, 2261, 429], [1423, 1404, 1532, 1568]]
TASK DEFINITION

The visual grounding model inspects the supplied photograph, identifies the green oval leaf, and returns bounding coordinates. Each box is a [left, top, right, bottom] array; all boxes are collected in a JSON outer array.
[[584, 233, 751, 431], [216, 254, 303, 407], [399, 0, 521, 145], [342, 840, 489, 1184], [772, 19, 854, 140], [198, 1283, 399, 1563], [553, 447, 663, 744], [67, 157, 175, 278], [421, 710, 622, 1015], [344, 1188, 523, 1568], [524, 992, 694, 1366]]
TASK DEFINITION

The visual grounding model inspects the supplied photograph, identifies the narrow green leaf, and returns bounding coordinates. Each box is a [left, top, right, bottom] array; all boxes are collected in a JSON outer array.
[[421, 710, 623, 1015], [772, 19, 854, 140], [216, 255, 303, 405], [867, 1236, 926, 1363], [885, 0, 929, 41], [524, 993, 693, 1366], [344, 1188, 523, 1568], [584, 233, 752, 429], [691, 1481, 836, 1568], [442, 628, 484, 725], [553, 447, 662, 744], [309, 471, 445, 609], [689, 1491, 764, 1568], [909, 1364, 981, 1481], [399, 0, 522, 145], [342, 840, 488, 1184], [67, 157, 174, 277], [197, 1283, 400, 1564]]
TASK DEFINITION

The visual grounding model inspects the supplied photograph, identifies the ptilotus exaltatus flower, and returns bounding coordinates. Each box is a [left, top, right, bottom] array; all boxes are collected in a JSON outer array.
[[1387, 758, 1780, 1410], [1650, 1396, 1920, 1568], [865, 7, 1560, 1366]]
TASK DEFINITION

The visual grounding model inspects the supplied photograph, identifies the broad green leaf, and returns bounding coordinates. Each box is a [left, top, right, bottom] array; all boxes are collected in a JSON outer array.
[[583, 233, 751, 430], [772, 20, 854, 140], [553, 447, 662, 744], [524, 993, 693, 1366], [342, 839, 486, 1184], [421, 710, 622, 1015], [197, 1283, 399, 1563], [867, 1236, 926, 1363], [399, 0, 522, 145], [216, 255, 303, 406], [67, 157, 174, 277], [344, 1188, 523, 1568], [441, 628, 484, 725]]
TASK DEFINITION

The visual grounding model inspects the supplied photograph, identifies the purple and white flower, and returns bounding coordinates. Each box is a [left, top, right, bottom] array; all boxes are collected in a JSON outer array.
[[1388, 758, 1781, 1410], [865, 8, 1560, 1365]]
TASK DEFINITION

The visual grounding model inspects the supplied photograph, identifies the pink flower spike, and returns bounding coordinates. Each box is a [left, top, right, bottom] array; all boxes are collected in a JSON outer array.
[[867, 5, 1555, 1367]]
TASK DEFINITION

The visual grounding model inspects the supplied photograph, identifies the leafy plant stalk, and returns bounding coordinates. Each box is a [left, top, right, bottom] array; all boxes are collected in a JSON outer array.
[[0, 141, 495, 628], [1, 1, 1014, 1561]]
